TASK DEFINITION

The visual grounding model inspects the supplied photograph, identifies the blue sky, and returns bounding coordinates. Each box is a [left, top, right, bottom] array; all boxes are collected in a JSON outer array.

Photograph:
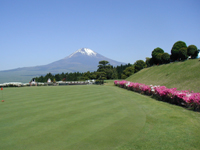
[[0, 0, 200, 71]]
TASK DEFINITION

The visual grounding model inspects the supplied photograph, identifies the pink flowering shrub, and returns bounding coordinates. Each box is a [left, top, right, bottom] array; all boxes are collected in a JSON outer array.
[[114, 80, 200, 111]]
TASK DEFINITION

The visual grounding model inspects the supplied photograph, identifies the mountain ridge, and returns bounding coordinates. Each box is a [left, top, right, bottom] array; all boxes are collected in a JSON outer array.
[[0, 48, 126, 83]]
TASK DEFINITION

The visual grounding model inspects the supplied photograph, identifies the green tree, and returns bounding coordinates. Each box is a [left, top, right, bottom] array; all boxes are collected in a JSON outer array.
[[122, 66, 135, 77], [55, 74, 61, 81], [98, 60, 109, 71], [82, 71, 91, 80], [151, 47, 164, 64], [60, 72, 66, 81], [161, 53, 170, 64], [97, 60, 115, 80], [121, 74, 127, 79], [187, 45, 198, 59], [116, 63, 131, 79], [179, 47, 188, 61], [67, 73, 76, 81], [95, 72, 106, 84], [145, 57, 153, 67], [111, 68, 118, 79], [90, 72, 97, 79], [35, 75, 44, 82], [134, 60, 146, 73], [44, 73, 54, 82], [156, 53, 163, 64], [171, 41, 187, 61]]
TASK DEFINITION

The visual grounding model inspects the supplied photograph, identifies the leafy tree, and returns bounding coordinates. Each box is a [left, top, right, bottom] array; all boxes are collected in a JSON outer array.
[[44, 73, 54, 82], [145, 57, 153, 67], [116, 63, 131, 79], [179, 47, 188, 61], [121, 74, 127, 79], [111, 68, 118, 79], [55, 74, 61, 81], [161, 53, 170, 64], [187, 45, 198, 59], [171, 41, 187, 61], [60, 72, 66, 81], [98, 60, 109, 71], [134, 60, 146, 73], [33, 72, 84, 82], [97, 60, 116, 80], [95, 72, 106, 84], [122, 66, 135, 77], [151, 47, 164, 64], [67, 72, 76, 81], [105, 66, 114, 79], [156, 53, 163, 64], [36, 75, 44, 82], [90, 72, 97, 79], [82, 71, 92, 80]]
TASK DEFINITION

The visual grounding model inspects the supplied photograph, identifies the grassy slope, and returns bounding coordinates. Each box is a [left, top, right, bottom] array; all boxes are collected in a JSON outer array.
[[127, 59, 200, 92], [0, 85, 200, 150]]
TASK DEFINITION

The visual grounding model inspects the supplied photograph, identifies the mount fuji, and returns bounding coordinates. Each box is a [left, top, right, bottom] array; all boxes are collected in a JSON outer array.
[[0, 48, 125, 83], [45, 48, 125, 72]]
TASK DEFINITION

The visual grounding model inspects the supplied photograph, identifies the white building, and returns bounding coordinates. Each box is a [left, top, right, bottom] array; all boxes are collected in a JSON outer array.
[[47, 78, 52, 83]]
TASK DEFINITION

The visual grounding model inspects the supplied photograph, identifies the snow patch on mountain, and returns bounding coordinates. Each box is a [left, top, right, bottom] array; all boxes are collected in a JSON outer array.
[[67, 48, 97, 58]]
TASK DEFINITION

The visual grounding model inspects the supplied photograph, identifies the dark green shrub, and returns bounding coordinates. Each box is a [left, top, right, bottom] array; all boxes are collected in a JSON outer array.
[[187, 45, 198, 58], [179, 47, 188, 61], [151, 47, 164, 64], [171, 41, 187, 61], [145, 57, 153, 67], [161, 53, 170, 64], [156, 53, 163, 64], [134, 60, 146, 73]]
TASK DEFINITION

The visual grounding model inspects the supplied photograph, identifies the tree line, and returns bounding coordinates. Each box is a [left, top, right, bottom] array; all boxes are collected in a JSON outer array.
[[33, 41, 199, 82], [146, 41, 199, 66], [32, 61, 133, 82]]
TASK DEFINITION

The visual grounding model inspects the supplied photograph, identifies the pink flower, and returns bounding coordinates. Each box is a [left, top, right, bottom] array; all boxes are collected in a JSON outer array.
[[114, 80, 200, 109]]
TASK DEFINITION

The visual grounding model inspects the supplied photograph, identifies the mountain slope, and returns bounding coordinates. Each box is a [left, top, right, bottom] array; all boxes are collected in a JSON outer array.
[[42, 48, 125, 72], [0, 48, 125, 83], [126, 59, 200, 92]]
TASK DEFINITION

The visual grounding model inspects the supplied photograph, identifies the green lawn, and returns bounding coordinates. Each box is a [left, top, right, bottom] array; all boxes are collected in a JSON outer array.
[[0, 85, 200, 150], [127, 59, 200, 92]]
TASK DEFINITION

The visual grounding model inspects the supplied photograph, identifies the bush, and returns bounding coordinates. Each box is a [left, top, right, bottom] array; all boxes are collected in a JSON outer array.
[[179, 47, 188, 61], [187, 45, 198, 59], [161, 53, 170, 64], [156, 53, 163, 64], [145, 57, 153, 67], [171, 41, 187, 61], [95, 80, 104, 85], [152, 47, 164, 64], [134, 60, 146, 73], [122, 66, 135, 77]]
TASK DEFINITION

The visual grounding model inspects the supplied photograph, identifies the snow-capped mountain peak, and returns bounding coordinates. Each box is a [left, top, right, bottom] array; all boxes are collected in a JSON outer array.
[[68, 48, 97, 58]]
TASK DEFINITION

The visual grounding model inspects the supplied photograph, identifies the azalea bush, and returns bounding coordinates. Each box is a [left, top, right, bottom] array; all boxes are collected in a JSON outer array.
[[114, 80, 200, 111]]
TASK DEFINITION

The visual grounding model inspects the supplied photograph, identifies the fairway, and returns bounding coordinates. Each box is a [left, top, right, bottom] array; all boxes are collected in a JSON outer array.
[[0, 85, 200, 150]]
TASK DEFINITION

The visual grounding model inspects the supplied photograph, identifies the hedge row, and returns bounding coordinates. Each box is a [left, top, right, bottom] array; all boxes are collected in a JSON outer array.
[[114, 80, 200, 111]]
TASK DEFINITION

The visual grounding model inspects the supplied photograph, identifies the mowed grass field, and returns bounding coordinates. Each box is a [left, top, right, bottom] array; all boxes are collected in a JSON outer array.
[[127, 59, 200, 92], [1, 85, 200, 150]]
